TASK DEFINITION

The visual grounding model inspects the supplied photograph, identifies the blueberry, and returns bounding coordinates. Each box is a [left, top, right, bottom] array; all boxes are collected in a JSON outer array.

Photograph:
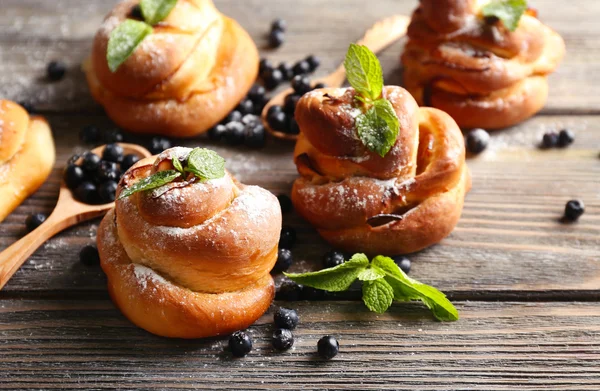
[[121, 154, 140, 172], [25, 213, 46, 232], [291, 75, 311, 95], [542, 131, 559, 149], [98, 180, 119, 203], [305, 55, 321, 72], [244, 124, 266, 149], [287, 118, 300, 135], [276, 281, 303, 301], [150, 137, 172, 154], [284, 93, 301, 116], [292, 60, 311, 76], [277, 194, 292, 213], [317, 336, 339, 359], [272, 329, 294, 351], [224, 110, 243, 124], [564, 199, 585, 221], [225, 121, 246, 145], [313, 82, 327, 89], [267, 104, 283, 117], [269, 29, 285, 48], [81, 152, 101, 173], [267, 110, 289, 132], [392, 256, 411, 274], [208, 124, 228, 141], [64, 164, 86, 190], [271, 18, 287, 32], [465, 128, 490, 154], [237, 99, 254, 115], [47, 61, 66, 81], [74, 181, 98, 204], [79, 245, 100, 266], [322, 251, 345, 268], [274, 307, 299, 330], [129, 4, 143, 19], [247, 84, 266, 103], [279, 225, 296, 249], [103, 128, 124, 143], [242, 114, 260, 127], [259, 58, 274, 76], [278, 62, 294, 81], [274, 248, 293, 273], [102, 143, 124, 163], [263, 69, 284, 90], [229, 331, 252, 357], [79, 125, 100, 144], [96, 161, 121, 182], [558, 129, 575, 147]]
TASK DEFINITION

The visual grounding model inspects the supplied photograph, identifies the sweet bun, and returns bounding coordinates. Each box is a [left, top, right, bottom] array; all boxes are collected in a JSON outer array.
[[402, 0, 565, 129], [292, 87, 470, 255], [97, 148, 281, 338], [0, 100, 55, 223], [84, 0, 259, 137]]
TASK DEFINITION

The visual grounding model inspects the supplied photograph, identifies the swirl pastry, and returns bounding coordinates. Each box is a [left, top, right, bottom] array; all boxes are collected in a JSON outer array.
[[292, 87, 470, 255], [97, 148, 281, 338], [0, 100, 55, 223], [84, 0, 259, 137], [401, 0, 565, 129]]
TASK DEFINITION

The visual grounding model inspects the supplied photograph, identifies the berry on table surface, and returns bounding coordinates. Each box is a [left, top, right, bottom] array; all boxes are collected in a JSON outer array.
[[274, 307, 299, 330], [291, 75, 311, 95], [392, 255, 411, 274], [273, 248, 293, 273], [47, 61, 66, 81], [541, 131, 559, 149], [564, 199, 585, 221], [79, 245, 100, 266], [271, 18, 287, 32], [120, 154, 140, 172], [224, 110, 243, 124], [277, 194, 293, 213], [225, 122, 246, 146], [276, 280, 303, 301], [149, 137, 172, 154], [102, 143, 124, 163], [228, 331, 253, 357], [247, 84, 266, 103], [236, 99, 254, 115], [208, 124, 228, 141], [465, 128, 490, 154], [102, 128, 124, 143], [278, 62, 294, 81], [305, 54, 321, 72], [293, 60, 311, 76], [25, 213, 47, 232], [269, 29, 285, 48], [317, 336, 339, 359], [263, 68, 284, 90], [244, 124, 266, 149], [279, 225, 297, 249], [322, 251, 345, 268], [558, 129, 575, 147], [64, 164, 87, 190], [272, 328, 294, 351]]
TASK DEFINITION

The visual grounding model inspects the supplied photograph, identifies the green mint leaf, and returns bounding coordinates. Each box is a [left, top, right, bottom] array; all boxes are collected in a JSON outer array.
[[171, 153, 184, 174], [356, 106, 397, 157], [118, 170, 181, 199], [140, 0, 178, 25], [372, 256, 459, 321], [344, 43, 383, 101], [284, 253, 369, 292], [357, 266, 386, 281], [185, 148, 225, 182], [107, 19, 153, 72], [373, 98, 399, 150], [482, 0, 527, 31], [362, 278, 394, 314]]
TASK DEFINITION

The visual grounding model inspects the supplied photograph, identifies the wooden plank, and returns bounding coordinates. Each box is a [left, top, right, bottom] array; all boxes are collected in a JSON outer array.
[[0, 0, 597, 113], [1, 300, 600, 390], [0, 113, 598, 297]]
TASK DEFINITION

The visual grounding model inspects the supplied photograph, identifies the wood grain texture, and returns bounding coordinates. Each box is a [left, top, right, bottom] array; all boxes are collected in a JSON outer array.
[[1, 300, 600, 390]]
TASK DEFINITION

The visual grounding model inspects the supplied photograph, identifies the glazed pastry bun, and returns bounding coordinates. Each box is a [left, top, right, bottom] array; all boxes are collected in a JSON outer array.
[[0, 100, 55, 223], [97, 147, 281, 338], [84, 0, 259, 137], [402, 0, 565, 129], [292, 87, 471, 255]]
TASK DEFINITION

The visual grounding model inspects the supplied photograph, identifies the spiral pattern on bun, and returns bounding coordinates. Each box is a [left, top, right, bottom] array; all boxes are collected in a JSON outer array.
[[291, 87, 470, 255], [97, 148, 281, 338], [402, 0, 565, 129], [84, 0, 259, 137]]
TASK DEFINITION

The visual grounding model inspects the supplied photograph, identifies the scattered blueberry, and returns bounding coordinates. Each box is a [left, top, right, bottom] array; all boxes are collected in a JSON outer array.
[[64, 164, 86, 190], [274, 248, 293, 272], [208, 124, 228, 141], [229, 331, 252, 357], [244, 124, 266, 149], [103, 128, 124, 143], [267, 109, 289, 132], [272, 329, 294, 351], [564, 199, 585, 221], [277, 194, 293, 213], [259, 58, 274, 78], [278, 62, 294, 81], [237, 99, 255, 115], [98, 180, 119, 203], [291, 75, 311, 95], [542, 131, 559, 149], [247, 84, 266, 104], [150, 137, 172, 154], [269, 29, 285, 48], [305, 55, 320, 72], [317, 336, 339, 360], [274, 307, 299, 330], [81, 152, 101, 173], [46, 61, 66, 81], [276, 280, 303, 301], [263, 68, 284, 90], [271, 18, 287, 32], [558, 129, 575, 147], [74, 181, 98, 204], [25, 213, 46, 232], [465, 128, 490, 154], [121, 154, 140, 172], [96, 161, 120, 182], [225, 122, 246, 145], [79, 245, 100, 266], [79, 125, 101, 144], [242, 114, 260, 127], [102, 143, 124, 163], [283, 93, 301, 115], [292, 60, 311, 76], [392, 256, 411, 274], [279, 225, 297, 249], [322, 251, 345, 268]]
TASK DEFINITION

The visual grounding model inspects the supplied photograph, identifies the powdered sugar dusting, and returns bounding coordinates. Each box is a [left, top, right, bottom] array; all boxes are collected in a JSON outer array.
[[133, 264, 168, 290]]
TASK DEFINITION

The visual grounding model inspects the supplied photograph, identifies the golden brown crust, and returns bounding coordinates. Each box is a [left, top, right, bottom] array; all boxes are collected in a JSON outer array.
[[292, 87, 470, 255], [0, 100, 55, 223], [97, 148, 281, 338], [401, 0, 565, 129], [84, 0, 259, 137]]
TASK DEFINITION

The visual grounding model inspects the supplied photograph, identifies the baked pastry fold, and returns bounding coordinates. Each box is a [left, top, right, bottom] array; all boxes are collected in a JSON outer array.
[[98, 148, 281, 338], [85, 0, 258, 137], [292, 87, 470, 255], [401, 0, 565, 129]]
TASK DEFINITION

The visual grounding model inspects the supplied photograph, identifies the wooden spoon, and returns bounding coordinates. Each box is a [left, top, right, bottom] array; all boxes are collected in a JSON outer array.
[[0, 143, 151, 290], [261, 14, 411, 141]]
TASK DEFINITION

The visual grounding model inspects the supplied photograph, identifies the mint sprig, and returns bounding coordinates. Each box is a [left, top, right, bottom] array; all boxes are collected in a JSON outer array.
[[106, 0, 178, 72], [482, 0, 528, 32], [343, 44, 400, 157], [118, 148, 226, 199], [285, 254, 459, 321]]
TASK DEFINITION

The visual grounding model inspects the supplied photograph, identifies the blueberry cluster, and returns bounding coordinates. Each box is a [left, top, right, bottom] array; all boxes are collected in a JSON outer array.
[[268, 18, 286, 49], [64, 144, 140, 204], [208, 85, 267, 149], [541, 129, 575, 149], [259, 54, 320, 91]]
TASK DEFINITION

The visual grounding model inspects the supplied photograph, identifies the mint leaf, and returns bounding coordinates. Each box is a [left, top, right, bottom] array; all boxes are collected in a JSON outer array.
[[107, 19, 153, 72], [482, 0, 527, 31], [140, 0, 178, 25], [373, 98, 399, 147], [284, 253, 369, 292], [118, 170, 181, 199], [357, 266, 386, 281], [171, 153, 184, 174], [356, 106, 396, 157], [344, 43, 383, 101], [185, 148, 225, 182], [372, 256, 459, 321], [362, 278, 394, 313]]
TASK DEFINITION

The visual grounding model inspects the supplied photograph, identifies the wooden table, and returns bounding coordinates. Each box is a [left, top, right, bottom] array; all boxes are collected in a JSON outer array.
[[1, 0, 599, 389]]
